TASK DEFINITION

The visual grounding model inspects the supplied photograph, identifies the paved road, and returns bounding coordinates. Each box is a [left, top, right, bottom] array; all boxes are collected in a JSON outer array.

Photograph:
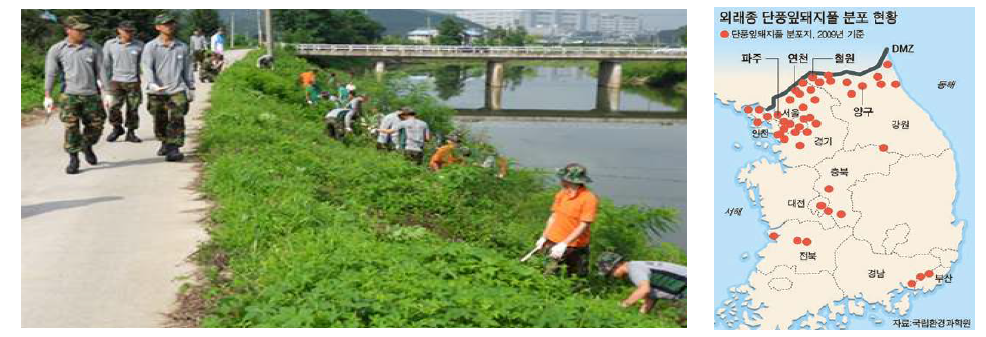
[[21, 49, 249, 327]]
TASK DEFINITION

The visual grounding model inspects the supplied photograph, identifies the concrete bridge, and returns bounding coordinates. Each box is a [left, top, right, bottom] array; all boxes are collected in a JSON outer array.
[[295, 44, 686, 109]]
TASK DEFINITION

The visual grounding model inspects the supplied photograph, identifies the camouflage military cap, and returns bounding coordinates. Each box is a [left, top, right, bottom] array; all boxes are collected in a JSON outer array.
[[596, 252, 624, 276], [154, 13, 177, 25], [63, 16, 91, 31], [556, 163, 592, 184], [117, 20, 137, 31]]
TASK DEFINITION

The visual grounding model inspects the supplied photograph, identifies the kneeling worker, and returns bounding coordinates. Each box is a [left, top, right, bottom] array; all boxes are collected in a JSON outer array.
[[429, 133, 462, 171], [597, 252, 687, 314]]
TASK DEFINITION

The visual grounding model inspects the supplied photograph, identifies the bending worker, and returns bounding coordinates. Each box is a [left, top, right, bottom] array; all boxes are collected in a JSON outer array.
[[597, 252, 687, 314]]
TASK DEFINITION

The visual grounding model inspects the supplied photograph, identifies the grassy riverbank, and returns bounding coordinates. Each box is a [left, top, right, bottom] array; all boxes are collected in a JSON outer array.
[[191, 49, 686, 327]]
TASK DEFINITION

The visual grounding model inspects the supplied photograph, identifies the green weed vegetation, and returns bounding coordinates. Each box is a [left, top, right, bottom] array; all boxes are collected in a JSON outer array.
[[196, 49, 686, 327]]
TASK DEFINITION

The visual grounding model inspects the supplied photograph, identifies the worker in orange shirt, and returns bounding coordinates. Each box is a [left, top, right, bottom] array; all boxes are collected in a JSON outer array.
[[429, 133, 462, 171], [534, 163, 598, 276], [299, 68, 320, 105]]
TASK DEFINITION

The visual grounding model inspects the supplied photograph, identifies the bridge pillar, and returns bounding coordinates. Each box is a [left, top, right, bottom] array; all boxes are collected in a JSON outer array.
[[486, 61, 506, 88], [596, 87, 621, 112], [374, 60, 386, 74], [484, 85, 503, 111], [597, 60, 622, 89]]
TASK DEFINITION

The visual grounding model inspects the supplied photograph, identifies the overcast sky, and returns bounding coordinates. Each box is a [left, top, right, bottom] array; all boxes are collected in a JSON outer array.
[[434, 9, 686, 31]]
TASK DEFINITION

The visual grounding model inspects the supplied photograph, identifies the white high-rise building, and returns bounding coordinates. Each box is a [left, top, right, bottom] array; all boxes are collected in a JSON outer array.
[[454, 9, 524, 30]]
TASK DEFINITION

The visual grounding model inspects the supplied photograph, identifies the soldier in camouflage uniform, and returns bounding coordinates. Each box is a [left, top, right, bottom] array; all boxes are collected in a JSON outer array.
[[102, 20, 144, 143], [44, 16, 105, 174], [142, 14, 195, 162]]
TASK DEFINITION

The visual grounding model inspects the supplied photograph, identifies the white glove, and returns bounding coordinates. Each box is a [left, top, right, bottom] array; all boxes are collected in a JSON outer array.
[[535, 237, 547, 250], [187, 90, 195, 102], [96, 80, 104, 90], [148, 83, 164, 92], [102, 94, 115, 110], [549, 242, 567, 259], [43, 97, 55, 112]]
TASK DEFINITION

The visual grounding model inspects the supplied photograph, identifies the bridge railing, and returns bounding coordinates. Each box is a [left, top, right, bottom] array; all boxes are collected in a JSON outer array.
[[294, 44, 686, 58]]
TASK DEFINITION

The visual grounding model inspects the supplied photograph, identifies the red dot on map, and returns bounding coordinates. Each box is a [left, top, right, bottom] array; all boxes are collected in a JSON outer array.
[[744, 106, 753, 114], [874, 73, 883, 81], [802, 238, 812, 246], [780, 135, 790, 143], [825, 185, 834, 193], [799, 103, 808, 111], [879, 144, 889, 152], [803, 128, 813, 136], [808, 73, 818, 81], [774, 111, 782, 119], [764, 113, 773, 121], [793, 237, 802, 244], [858, 82, 868, 90], [825, 71, 834, 78], [843, 78, 852, 86], [769, 232, 779, 240], [847, 90, 857, 98], [811, 96, 820, 104], [883, 60, 893, 68], [916, 272, 925, 281], [799, 79, 808, 87], [796, 142, 805, 149], [816, 201, 826, 209], [826, 77, 836, 85], [815, 79, 825, 86], [892, 80, 901, 88], [877, 81, 886, 88], [837, 210, 846, 218], [753, 118, 762, 126], [811, 120, 821, 128], [907, 280, 916, 288], [792, 129, 801, 136], [786, 96, 795, 104], [807, 86, 816, 94], [720, 30, 729, 38], [756, 106, 764, 114], [824, 207, 833, 215], [925, 270, 934, 277]]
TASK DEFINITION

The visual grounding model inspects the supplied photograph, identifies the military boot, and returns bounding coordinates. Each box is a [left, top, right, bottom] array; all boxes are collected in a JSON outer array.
[[106, 125, 125, 142], [66, 153, 80, 174], [165, 144, 185, 162], [83, 146, 98, 165], [157, 142, 168, 156], [125, 129, 142, 143]]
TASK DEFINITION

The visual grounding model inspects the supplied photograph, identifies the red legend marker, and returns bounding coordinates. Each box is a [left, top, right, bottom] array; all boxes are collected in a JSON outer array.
[[892, 80, 901, 88], [843, 78, 852, 86], [816, 201, 827, 209], [907, 280, 917, 288], [769, 232, 779, 240], [858, 82, 868, 90], [793, 237, 802, 245], [847, 90, 857, 98], [836, 210, 846, 218], [802, 238, 812, 246], [916, 272, 926, 281], [879, 144, 889, 152], [720, 30, 729, 38], [825, 185, 834, 193], [796, 142, 805, 149], [883, 60, 893, 68]]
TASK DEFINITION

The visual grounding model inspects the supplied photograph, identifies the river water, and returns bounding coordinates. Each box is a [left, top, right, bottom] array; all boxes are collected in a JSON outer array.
[[405, 64, 686, 249]]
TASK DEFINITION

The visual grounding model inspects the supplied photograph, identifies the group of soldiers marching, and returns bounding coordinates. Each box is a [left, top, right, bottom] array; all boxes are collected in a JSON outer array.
[[44, 14, 204, 174]]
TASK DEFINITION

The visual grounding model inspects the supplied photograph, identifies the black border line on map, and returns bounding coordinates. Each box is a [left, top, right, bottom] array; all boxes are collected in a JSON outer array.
[[764, 47, 890, 112]]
